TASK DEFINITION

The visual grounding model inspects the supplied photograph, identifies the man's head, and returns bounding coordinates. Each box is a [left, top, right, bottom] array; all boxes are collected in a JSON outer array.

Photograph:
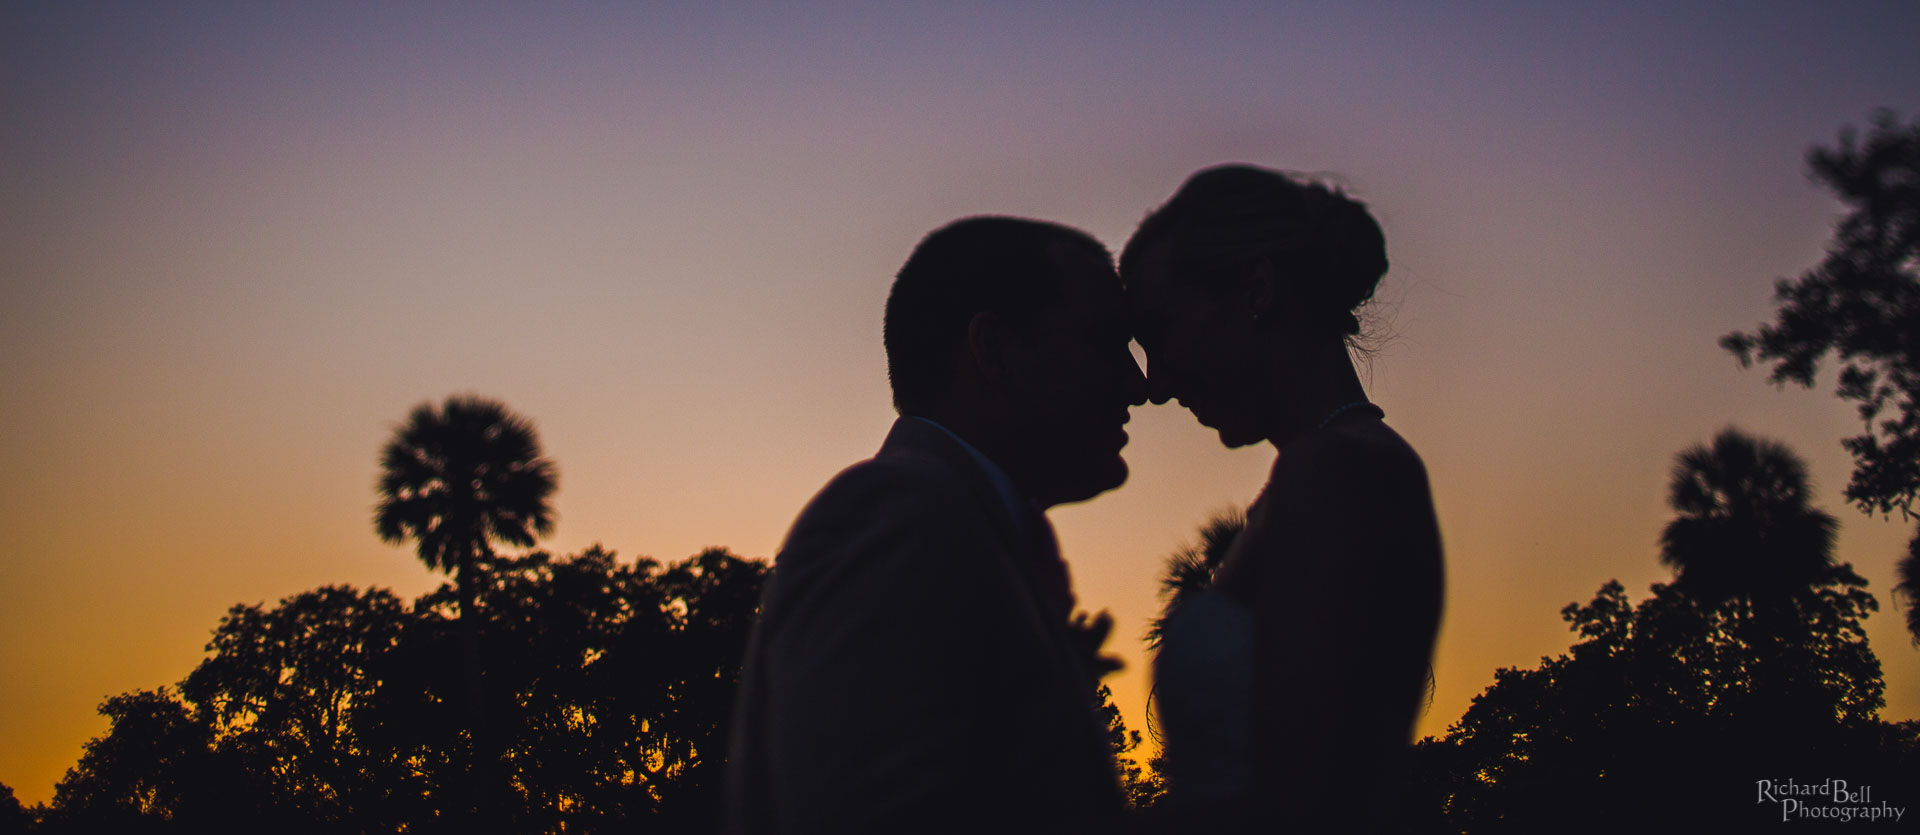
[[884, 216, 1147, 508]]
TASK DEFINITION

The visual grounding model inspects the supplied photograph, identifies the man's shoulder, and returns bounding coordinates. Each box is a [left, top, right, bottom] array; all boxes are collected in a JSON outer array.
[[758, 445, 1014, 637], [774, 446, 994, 573], [795, 448, 972, 525]]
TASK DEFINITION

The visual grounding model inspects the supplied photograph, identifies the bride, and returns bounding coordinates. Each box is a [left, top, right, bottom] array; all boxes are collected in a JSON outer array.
[[1123, 164, 1444, 833]]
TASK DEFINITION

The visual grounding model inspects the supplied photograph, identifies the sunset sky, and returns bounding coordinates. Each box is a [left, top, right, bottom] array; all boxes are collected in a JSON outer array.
[[5, 1, 1919, 806]]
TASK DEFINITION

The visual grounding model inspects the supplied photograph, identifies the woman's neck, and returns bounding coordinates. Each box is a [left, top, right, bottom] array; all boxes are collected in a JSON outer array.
[[1265, 349, 1368, 448]]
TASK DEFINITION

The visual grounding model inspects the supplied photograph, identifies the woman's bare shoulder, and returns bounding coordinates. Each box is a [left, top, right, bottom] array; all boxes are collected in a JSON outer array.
[[1251, 419, 1442, 605], [1272, 418, 1429, 500]]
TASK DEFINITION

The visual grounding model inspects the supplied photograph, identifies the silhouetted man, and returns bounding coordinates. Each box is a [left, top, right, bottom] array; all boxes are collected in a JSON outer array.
[[726, 217, 1147, 835]]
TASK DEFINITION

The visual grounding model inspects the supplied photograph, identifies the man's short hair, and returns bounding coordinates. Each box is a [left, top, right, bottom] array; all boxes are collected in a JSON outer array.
[[883, 216, 1110, 415]]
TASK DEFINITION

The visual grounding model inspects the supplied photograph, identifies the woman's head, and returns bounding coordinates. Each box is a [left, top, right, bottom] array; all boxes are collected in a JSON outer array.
[[1122, 164, 1387, 446]]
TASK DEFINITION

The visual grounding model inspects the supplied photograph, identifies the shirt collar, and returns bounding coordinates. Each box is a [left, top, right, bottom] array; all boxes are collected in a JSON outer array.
[[905, 416, 1031, 526]]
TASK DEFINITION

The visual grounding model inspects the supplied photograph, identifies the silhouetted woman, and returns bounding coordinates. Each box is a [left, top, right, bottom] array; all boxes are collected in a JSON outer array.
[[1124, 164, 1443, 834]]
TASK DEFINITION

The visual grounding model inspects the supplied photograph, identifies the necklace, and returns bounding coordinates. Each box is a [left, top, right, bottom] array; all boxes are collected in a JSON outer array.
[[1317, 400, 1379, 430]]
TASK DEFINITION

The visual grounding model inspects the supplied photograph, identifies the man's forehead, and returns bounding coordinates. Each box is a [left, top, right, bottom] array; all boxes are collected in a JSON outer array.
[[1047, 238, 1115, 276], [1121, 242, 1180, 311], [1036, 238, 1124, 322], [1055, 260, 1125, 309]]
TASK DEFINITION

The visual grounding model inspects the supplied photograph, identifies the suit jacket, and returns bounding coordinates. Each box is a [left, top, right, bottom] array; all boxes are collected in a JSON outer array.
[[725, 417, 1124, 835]]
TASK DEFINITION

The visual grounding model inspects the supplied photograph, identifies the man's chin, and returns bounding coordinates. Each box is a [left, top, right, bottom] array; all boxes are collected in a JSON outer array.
[[1044, 457, 1129, 508], [1090, 457, 1133, 498]]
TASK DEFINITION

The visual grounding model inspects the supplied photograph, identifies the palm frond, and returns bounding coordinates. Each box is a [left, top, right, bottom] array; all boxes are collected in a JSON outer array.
[[1145, 507, 1245, 648]]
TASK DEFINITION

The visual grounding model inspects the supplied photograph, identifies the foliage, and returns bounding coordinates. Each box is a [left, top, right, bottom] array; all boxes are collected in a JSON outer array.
[[1094, 684, 1162, 809], [35, 544, 1158, 832], [1407, 431, 1910, 832], [1410, 572, 1901, 832], [0, 783, 31, 835], [1144, 507, 1243, 649], [1660, 428, 1839, 602], [1132, 507, 1242, 812], [1721, 110, 1920, 639], [36, 689, 275, 833], [38, 547, 768, 834], [1722, 110, 1920, 519], [374, 395, 559, 572], [179, 585, 414, 826]]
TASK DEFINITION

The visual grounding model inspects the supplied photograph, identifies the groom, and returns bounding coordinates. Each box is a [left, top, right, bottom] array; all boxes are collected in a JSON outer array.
[[726, 216, 1147, 835]]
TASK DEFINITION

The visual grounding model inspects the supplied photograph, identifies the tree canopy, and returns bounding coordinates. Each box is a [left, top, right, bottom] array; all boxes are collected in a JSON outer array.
[[1659, 427, 1839, 603], [1407, 431, 1912, 832], [1723, 110, 1920, 519], [1722, 111, 1920, 640], [32, 547, 768, 834], [374, 395, 559, 571]]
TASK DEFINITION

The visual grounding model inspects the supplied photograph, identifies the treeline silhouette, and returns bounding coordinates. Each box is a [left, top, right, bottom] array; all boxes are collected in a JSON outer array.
[[5, 550, 1150, 834], [1401, 428, 1919, 831], [20, 546, 768, 833]]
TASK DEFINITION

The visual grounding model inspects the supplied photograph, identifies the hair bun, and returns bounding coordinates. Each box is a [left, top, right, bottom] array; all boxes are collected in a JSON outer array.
[[1122, 163, 1388, 339], [1323, 196, 1387, 311]]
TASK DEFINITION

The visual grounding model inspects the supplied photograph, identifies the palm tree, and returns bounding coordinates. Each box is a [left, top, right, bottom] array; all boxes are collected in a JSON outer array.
[[1145, 508, 1244, 649], [373, 395, 556, 819], [1659, 427, 1838, 604]]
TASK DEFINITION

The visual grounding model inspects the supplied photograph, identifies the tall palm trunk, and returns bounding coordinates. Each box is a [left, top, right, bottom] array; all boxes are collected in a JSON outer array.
[[457, 542, 497, 832]]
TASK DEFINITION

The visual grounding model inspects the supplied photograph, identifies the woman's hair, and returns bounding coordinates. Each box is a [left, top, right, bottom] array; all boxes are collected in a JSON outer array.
[[1120, 163, 1387, 338]]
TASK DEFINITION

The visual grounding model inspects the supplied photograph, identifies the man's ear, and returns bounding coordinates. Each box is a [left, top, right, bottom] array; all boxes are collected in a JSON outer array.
[[966, 311, 1012, 385]]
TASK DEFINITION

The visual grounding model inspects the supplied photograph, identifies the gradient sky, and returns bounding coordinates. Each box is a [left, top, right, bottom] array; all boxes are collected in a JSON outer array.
[[5, 1, 1919, 806]]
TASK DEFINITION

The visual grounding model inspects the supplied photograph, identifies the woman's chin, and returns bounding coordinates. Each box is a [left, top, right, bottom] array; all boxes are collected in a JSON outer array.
[[1191, 411, 1259, 448], [1216, 427, 1265, 449]]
